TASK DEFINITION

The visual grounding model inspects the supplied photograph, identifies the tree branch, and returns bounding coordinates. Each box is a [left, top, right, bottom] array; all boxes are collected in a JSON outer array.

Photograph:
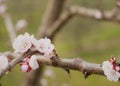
[[3, 13, 16, 43], [0, 51, 104, 79], [45, 11, 74, 39], [37, 56, 104, 76], [41, 5, 120, 40], [37, 0, 66, 38], [69, 6, 120, 22]]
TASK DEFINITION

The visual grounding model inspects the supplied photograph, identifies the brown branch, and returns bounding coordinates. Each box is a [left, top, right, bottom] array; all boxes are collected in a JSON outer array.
[[45, 11, 74, 39], [69, 6, 120, 22], [37, 57, 104, 76], [37, 0, 66, 38], [0, 51, 104, 79]]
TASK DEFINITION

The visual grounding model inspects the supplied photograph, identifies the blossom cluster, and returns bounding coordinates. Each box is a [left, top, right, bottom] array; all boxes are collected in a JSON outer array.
[[102, 57, 120, 82], [20, 55, 40, 72], [12, 33, 54, 58], [0, 33, 55, 73], [12, 33, 55, 72]]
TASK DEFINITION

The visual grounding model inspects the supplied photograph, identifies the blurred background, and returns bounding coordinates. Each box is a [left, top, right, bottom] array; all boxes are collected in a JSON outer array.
[[0, 0, 120, 86]]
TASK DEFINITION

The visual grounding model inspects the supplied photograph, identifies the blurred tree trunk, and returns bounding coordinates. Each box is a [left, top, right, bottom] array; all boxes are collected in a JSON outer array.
[[22, 0, 66, 86], [38, 0, 65, 38]]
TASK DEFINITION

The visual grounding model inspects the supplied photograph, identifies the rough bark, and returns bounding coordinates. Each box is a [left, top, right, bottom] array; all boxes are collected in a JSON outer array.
[[0, 51, 104, 79]]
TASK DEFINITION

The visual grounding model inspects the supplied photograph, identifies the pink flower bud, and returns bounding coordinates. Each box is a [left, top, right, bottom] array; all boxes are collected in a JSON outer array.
[[21, 64, 28, 72], [20, 57, 32, 72]]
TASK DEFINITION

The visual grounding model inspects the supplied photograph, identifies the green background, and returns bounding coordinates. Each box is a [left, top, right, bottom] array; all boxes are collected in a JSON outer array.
[[0, 0, 120, 86]]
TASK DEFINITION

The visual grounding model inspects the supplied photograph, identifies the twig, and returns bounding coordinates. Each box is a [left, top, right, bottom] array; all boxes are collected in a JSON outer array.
[[45, 11, 74, 39], [69, 6, 120, 22], [3, 13, 16, 43]]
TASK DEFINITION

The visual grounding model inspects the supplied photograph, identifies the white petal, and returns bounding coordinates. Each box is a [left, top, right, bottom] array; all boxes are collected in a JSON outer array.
[[0, 55, 8, 71], [29, 55, 39, 70]]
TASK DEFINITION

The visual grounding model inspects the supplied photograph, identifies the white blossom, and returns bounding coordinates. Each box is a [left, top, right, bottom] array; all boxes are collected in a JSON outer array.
[[13, 33, 34, 53], [106, 70, 120, 82], [15, 19, 27, 31], [40, 78, 48, 86], [13, 33, 55, 55], [0, 4, 7, 15], [0, 55, 8, 72], [44, 68, 55, 78], [29, 55, 39, 70], [102, 61, 120, 82], [36, 37, 54, 55]]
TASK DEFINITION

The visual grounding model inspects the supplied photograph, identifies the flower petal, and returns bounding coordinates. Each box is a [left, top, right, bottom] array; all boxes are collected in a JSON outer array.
[[29, 55, 39, 70], [0, 55, 8, 71]]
